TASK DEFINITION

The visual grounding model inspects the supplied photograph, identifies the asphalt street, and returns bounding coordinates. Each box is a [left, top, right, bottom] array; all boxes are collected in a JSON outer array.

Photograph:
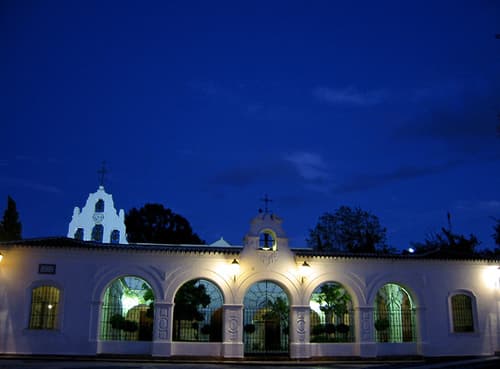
[[0, 357, 499, 369]]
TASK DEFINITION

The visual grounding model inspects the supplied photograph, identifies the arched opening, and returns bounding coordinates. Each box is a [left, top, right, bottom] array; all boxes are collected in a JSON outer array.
[[74, 228, 84, 240], [243, 280, 289, 355], [110, 230, 120, 244], [91, 224, 103, 242], [374, 283, 416, 342], [99, 276, 154, 341], [95, 199, 104, 212], [309, 282, 354, 342], [173, 279, 224, 342], [259, 229, 277, 250]]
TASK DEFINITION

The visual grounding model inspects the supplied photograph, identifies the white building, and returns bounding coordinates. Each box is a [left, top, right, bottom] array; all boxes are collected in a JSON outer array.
[[0, 187, 499, 359]]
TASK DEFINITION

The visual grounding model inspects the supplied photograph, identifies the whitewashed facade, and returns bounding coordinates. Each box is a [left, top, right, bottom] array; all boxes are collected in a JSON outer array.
[[0, 189, 499, 359]]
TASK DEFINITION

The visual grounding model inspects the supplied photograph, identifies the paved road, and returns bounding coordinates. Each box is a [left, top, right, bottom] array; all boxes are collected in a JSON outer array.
[[0, 357, 498, 369]]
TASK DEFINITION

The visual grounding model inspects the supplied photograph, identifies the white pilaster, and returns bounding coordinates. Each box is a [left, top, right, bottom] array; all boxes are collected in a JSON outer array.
[[222, 304, 244, 358], [289, 305, 311, 359], [152, 302, 173, 357], [355, 306, 377, 357]]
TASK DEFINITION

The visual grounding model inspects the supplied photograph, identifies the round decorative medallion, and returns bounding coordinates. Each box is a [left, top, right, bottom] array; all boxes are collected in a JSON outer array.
[[92, 213, 104, 224]]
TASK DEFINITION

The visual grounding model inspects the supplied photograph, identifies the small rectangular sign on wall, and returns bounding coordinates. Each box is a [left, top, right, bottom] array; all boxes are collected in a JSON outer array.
[[38, 264, 56, 274]]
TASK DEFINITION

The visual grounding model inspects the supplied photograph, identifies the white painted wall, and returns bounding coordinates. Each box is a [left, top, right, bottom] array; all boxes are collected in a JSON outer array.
[[0, 212, 498, 359], [0, 242, 498, 358]]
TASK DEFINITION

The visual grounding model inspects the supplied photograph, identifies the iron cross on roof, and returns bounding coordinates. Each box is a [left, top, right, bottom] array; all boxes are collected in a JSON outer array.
[[97, 161, 107, 187], [260, 194, 272, 214]]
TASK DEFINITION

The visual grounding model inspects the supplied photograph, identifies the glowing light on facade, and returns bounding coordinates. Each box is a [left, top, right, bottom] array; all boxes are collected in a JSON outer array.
[[481, 266, 500, 290]]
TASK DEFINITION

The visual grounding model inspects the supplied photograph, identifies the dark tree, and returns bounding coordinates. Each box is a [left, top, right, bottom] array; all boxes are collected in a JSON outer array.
[[307, 206, 388, 253], [125, 203, 204, 244], [173, 280, 211, 340], [493, 218, 500, 247], [0, 196, 22, 241], [411, 227, 480, 257], [174, 280, 211, 321], [313, 283, 351, 325]]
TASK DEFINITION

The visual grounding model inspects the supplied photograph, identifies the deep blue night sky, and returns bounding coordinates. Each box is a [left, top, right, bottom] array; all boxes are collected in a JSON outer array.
[[1, 0, 499, 249]]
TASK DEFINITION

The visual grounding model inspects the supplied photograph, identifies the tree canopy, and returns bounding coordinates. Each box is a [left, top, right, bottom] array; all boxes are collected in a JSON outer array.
[[174, 280, 211, 322], [313, 283, 351, 323], [493, 218, 500, 248], [307, 206, 388, 253], [0, 195, 22, 241], [411, 226, 480, 257], [125, 203, 204, 244]]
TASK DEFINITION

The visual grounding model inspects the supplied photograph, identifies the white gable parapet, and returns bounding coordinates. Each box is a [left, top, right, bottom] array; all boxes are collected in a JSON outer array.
[[244, 212, 288, 251], [67, 186, 128, 244]]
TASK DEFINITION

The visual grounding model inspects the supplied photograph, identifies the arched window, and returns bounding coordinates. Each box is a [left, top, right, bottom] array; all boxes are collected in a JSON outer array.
[[110, 230, 120, 244], [74, 228, 84, 240], [374, 283, 416, 342], [29, 286, 60, 329], [95, 199, 104, 213], [91, 225, 103, 242], [450, 293, 475, 333], [100, 276, 155, 341], [173, 279, 224, 342], [309, 282, 354, 342]]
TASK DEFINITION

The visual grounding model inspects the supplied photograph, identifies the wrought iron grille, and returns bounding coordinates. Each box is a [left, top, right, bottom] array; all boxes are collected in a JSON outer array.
[[172, 279, 224, 342], [100, 303, 153, 341], [310, 310, 355, 342], [173, 307, 223, 342], [451, 294, 474, 332], [243, 306, 289, 354], [243, 281, 290, 355], [374, 309, 416, 342], [99, 276, 154, 341], [29, 286, 60, 329]]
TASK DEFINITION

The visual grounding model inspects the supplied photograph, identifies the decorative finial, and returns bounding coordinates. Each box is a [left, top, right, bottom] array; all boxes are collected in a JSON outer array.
[[260, 194, 272, 214], [97, 161, 107, 188]]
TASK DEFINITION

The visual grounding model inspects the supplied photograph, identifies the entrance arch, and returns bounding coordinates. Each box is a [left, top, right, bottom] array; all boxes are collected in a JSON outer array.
[[172, 279, 224, 342], [99, 275, 154, 342], [374, 283, 416, 342], [243, 280, 289, 355]]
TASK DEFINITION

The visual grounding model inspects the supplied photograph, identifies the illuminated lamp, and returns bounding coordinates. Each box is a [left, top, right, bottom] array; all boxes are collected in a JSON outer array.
[[230, 258, 240, 281], [300, 260, 311, 284]]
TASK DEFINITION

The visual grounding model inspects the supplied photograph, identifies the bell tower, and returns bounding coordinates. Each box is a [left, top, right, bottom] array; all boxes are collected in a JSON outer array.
[[67, 164, 128, 244]]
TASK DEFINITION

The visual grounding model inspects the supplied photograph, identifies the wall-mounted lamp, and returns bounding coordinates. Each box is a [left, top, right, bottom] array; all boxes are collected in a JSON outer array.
[[230, 258, 240, 281], [482, 265, 500, 290], [0, 252, 3, 263], [299, 260, 311, 284]]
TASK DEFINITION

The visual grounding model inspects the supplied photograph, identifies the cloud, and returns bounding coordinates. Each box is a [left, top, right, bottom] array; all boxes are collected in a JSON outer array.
[[209, 160, 296, 188], [208, 152, 333, 195], [333, 159, 466, 194], [396, 82, 500, 153], [313, 86, 387, 106], [284, 152, 330, 181]]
